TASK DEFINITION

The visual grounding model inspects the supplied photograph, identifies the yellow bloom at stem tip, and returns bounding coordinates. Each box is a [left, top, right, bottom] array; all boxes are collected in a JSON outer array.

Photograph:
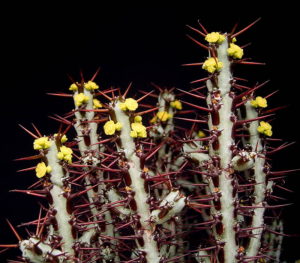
[[257, 121, 272, 136], [198, 130, 206, 138], [119, 98, 138, 111], [84, 81, 99, 91], [157, 111, 172, 122], [227, 43, 244, 59], [104, 120, 122, 135], [170, 100, 182, 110], [250, 96, 267, 108], [93, 98, 103, 109], [35, 162, 52, 178], [69, 83, 78, 91], [57, 146, 73, 163], [74, 93, 89, 107], [33, 137, 51, 150], [54, 133, 68, 143], [134, 115, 142, 123], [202, 58, 223, 73], [205, 32, 225, 44]]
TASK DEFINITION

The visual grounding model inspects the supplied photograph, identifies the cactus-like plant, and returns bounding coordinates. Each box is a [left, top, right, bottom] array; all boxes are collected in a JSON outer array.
[[1, 19, 297, 263]]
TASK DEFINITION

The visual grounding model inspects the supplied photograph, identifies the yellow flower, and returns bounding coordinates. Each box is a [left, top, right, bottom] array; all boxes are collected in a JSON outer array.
[[131, 122, 147, 138], [205, 32, 225, 44], [250, 96, 267, 108], [115, 122, 122, 131], [156, 111, 172, 122], [130, 130, 138, 138], [257, 121, 272, 136], [118, 102, 127, 111], [125, 98, 138, 111], [134, 115, 142, 123], [35, 162, 52, 178], [54, 133, 68, 143], [227, 43, 244, 59], [69, 83, 78, 91], [170, 100, 182, 110], [93, 98, 103, 109], [57, 146, 73, 163], [103, 120, 122, 135], [74, 93, 89, 107], [33, 137, 51, 150], [84, 81, 99, 91], [202, 57, 223, 73], [232, 37, 237, 43], [150, 116, 157, 123], [198, 130, 206, 138]]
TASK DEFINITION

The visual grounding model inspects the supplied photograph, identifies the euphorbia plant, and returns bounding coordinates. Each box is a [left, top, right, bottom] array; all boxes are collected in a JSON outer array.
[[1, 19, 293, 263]]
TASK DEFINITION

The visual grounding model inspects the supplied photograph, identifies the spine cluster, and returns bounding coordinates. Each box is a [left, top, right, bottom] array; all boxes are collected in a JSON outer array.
[[2, 20, 293, 263]]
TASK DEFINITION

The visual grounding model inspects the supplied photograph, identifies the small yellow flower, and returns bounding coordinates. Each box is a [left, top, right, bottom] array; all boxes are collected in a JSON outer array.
[[232, 37, 237, 43], [150, 115, 157, 123], [57, 146, 73, 163], [257, 121, 272, 136], [115, 122, 122, 131], [125, 98, 138, 111], [103, 120, 122, 135], [131, 122, 147, 138], [134, 115, 142, 123], [170, 100, 182, 110], [33, 137, 51, 150], [84, 81, 99, 91], [54, 133, 68, 143], [36, 162, 52, 178], [205, 32, 225, 44], [198, 130, 206, 138], [156, 111, 172, 122], [93, 98, 103, 109], [69, 83, 78, 91], [130, 130, 138, 138], [202, 57, 223, 73], [227, 43, 244, 59], [74, 93, 89, 107], [118, 102, 127, 111], [250, 96, 267, 108]]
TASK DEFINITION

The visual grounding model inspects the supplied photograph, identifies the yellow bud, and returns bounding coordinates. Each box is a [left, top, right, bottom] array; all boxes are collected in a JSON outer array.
[[205, 32, 225, 44], [130, 130, 138, 138], [36, 162, 51, 178], [134, 115, 142, 123], [150, 116, 157, 123], [125, 98, 138, 111], [54, 133, 68, 143], [93, 98, 102, 109], [118, 102, 127, 111], [156, 111, 172, 122], [115, 122, 122, 131], [251, 96, 267, 108], [202, 57, 223, 73], [257, 121, 272, 136], [69, 83, 78, 91], [74, 93, 89, 107], [131, 122, 146, 133], [198, 130, 206, 138], [57, 152, 64, 160], [227, 43, 244, 59], [33, 137, 51, 150], [170, 100, 182, 110], [104, 120, 116, 135], [84, 80, 99, 91]]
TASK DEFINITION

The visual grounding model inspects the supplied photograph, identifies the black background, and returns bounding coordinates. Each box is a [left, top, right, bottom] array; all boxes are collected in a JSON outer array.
[[1, 2, 299, 262]]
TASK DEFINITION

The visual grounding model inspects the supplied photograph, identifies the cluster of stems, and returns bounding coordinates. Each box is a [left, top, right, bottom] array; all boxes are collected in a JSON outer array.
[[2, 20, 292, 263]]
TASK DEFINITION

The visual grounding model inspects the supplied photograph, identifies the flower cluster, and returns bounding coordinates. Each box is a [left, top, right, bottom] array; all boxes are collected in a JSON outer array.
[[202, 57, 223, 73], [170, 100, 182, 110], [227, 43, 244, 59], [93, 98, 103, 109], [33, 137, 51, 150], [35, 162, 52, 178], [205, 32, 225, 44], [257, 121, 273, 136], [150, 111, 173, 123], [250, 96, 267, 108], [119, 98, 138, 111], [103, 120, 122, 135], [84, 81, 99, 91], [74, 93, 89, 107], [130, 116, 147, 138], [57, 146, 73, 163]]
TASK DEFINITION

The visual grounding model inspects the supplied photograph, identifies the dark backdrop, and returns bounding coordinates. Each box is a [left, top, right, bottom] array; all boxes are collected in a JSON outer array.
[[1, 2, 299, 262]]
